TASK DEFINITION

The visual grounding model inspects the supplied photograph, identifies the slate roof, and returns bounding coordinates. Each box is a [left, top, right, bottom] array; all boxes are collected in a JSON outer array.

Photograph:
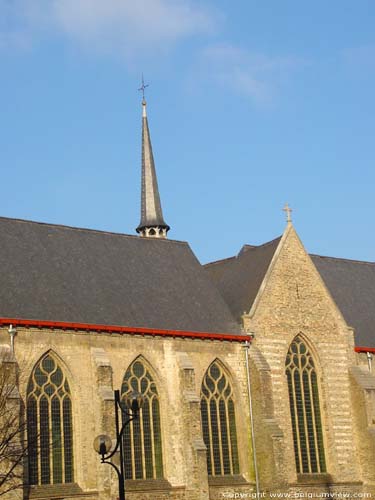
[[311, 254, 375, 348], [204, 238, 281, 322], [0, 217, 240, 335], [205, 238, 375, 349], [203, 256, 236, 284]]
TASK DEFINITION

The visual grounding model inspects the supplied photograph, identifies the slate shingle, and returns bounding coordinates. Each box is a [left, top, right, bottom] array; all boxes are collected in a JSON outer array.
[[311, 254, 375, 348], [0, 217, 241, 335], [205, 238, 281, 322]]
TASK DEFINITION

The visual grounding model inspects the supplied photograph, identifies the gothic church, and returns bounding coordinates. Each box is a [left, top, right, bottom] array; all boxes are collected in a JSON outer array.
[[0, 98, 374, 500]]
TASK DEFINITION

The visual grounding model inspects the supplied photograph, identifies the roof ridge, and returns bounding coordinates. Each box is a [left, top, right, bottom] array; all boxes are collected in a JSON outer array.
[[204, 256, 236, 267], [240, 244, 257, 250], [253, 235, 282, 249], [237, 236, 282, 256], [0, 216, 188, 246], [204, 236, 282, 267], [311, 253, 375, 266]]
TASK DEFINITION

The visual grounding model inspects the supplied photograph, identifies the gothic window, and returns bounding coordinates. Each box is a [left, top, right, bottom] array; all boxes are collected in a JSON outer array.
[[200, 361, 239, 476], [285, 336, 326, 474], [121, 358, 163, 479], [27, 353, 74, 485]]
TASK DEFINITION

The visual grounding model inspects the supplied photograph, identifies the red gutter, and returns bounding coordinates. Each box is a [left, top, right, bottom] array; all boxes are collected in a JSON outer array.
[[0, 318, 372, 350], [0, 318, 251, 343], [355, 346, 375, 354]]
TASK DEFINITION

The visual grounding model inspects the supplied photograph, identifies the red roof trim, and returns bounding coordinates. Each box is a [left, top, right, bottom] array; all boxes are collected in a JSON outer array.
[[355, 346, 375, 354], [0, 318, 250, 343]]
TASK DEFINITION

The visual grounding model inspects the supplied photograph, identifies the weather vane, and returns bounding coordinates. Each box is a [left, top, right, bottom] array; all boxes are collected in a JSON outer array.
[[138, 74, 149, 101], [283, 203, 293, 223]]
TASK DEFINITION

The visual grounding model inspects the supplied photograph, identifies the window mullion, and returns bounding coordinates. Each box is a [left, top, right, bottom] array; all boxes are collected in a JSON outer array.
[[310, 371, 325, 473], [299, 367, 312, 473], [206, 395, 215, 474], [225, 397, 233, 474], [290, 367, 303, 472], [215, 398, 224, 475], [36, 394, 41, 485], [129, 420, 136, 478], [47, 395, 53, 484], [139, 408, 146, 478], [149, 397, 156, 479], [60, 397, 65, 482]]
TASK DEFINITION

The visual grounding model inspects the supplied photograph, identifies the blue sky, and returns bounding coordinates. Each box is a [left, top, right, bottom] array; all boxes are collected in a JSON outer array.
[[1, 0, 374, 263]]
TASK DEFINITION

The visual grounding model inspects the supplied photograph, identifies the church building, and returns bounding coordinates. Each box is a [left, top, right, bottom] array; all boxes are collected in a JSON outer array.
[[0, 97, 374, 500]]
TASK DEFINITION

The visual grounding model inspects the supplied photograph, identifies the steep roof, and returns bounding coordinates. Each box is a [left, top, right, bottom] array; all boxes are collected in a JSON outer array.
[[204, 256, 236, 284], [0, 217, 240, 335], [311, 254, 375, 348], [205, 238, 281, 322]]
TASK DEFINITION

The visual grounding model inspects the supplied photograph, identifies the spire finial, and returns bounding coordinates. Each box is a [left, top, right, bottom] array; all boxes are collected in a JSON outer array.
[[283, 203, 293, 223], [138, 74, 149, 103]]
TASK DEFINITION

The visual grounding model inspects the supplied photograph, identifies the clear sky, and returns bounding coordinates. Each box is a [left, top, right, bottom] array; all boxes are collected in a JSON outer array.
[[1, 0, 374, 263]]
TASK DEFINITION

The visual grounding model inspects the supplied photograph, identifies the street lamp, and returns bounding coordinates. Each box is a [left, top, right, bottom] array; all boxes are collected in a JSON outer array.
[[94, 389, 144, 500]]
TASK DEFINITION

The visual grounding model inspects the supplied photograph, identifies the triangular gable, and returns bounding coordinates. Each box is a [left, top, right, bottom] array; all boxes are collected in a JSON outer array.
[[243, 223, 349, 336]]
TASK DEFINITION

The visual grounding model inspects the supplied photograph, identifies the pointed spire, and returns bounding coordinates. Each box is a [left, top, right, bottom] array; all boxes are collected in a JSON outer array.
[[136, 95, 170, 238]]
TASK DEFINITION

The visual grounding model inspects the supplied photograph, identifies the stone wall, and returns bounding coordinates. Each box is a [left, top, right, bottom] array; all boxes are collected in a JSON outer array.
[[0, 327, 253, 500]]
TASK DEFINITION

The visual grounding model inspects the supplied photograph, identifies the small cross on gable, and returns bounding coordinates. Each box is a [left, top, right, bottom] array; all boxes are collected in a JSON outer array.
[[283, 203, 293, 223]]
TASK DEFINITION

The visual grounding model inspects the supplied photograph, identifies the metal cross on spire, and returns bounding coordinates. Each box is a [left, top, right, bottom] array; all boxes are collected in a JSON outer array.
[[283, 203, 293, 223], [138, 74, 149, 101]]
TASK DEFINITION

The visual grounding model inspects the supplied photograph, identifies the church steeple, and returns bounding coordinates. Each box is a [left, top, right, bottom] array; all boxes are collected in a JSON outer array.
[[136, 96, 170, 238]]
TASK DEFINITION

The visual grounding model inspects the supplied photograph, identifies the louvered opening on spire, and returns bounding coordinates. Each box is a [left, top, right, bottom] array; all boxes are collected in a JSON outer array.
[[136, 99, 170, 239]]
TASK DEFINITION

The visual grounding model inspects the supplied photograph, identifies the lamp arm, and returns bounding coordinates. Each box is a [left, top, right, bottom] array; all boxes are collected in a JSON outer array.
[[103, 413, 137, 461], [101, 456, 122, 480]]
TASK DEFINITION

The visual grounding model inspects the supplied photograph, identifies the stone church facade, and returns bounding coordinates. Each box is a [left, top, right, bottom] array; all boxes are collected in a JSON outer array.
[[0, 99, 374, 500]]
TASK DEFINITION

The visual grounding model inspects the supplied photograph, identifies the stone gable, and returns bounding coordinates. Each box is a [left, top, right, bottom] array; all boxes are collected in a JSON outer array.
[[244, 224, 361, 485]]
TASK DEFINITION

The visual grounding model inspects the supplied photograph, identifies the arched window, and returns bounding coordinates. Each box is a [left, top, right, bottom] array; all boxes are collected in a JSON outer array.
[[200, 361, 239, 476], [121, 358, 163, 479], [27, 352, 74, 485], [285, 336, 326, 474]]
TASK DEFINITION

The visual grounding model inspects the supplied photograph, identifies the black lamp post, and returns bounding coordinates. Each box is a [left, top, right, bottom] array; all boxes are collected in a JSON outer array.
[[94, 389, 144, 500]]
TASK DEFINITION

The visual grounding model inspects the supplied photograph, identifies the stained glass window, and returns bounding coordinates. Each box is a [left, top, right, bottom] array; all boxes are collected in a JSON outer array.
[[285, 336, 326, 474], [201, 361, 239, 476], [121, 358, 163, 479], [27, 353, 74, 485]]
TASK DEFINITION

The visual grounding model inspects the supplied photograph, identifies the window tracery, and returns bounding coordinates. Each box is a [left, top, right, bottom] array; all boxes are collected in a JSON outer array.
[[27, 353, 74, 485], [285, 336, 326, 474], [200, 361, 239, 476], [121, 358, 163, 479]]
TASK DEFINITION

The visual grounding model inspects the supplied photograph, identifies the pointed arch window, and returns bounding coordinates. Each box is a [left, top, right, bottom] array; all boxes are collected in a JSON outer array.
[[200, 361, 239, 476], [285, 336, 326, 474], [121, 358, 163, 479], [27, 353, 74, 485]]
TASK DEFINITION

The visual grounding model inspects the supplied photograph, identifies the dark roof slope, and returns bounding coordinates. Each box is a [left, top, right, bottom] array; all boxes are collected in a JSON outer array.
[[205, 237, 281, 322], [311, 255, 375, 348], [0, 217, 241, 334], [204, 245, 258, 284], [204, 256, 236, 284]]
